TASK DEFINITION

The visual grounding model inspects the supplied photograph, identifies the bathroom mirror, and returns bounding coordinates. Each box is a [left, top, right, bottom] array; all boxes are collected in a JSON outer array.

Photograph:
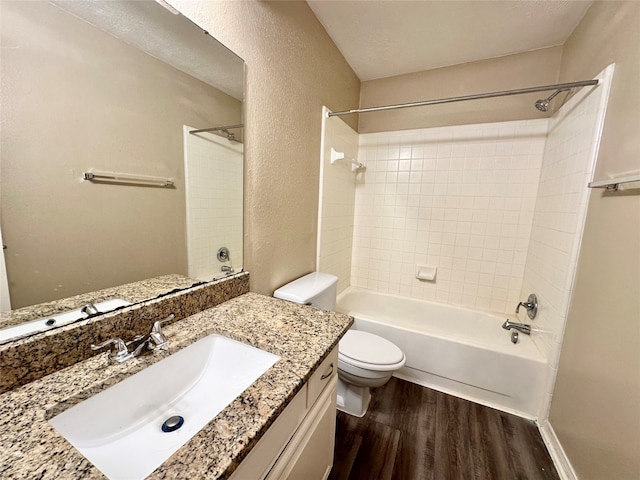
[[0, 1, 244, 328]]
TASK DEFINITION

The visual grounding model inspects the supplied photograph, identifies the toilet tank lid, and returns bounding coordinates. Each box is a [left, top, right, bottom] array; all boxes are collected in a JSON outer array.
[[273, 272, 338, 304]]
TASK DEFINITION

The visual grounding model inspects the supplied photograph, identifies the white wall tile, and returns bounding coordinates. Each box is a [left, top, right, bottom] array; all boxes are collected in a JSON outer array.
[[522, 73, 612, 354], [352, 119, 548, 314], [518, 65, 614, 419], [184, 128, 243, 281]]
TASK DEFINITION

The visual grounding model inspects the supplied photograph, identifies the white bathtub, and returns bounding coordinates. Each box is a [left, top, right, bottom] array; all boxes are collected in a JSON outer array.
[[336, 287, 547, 419]]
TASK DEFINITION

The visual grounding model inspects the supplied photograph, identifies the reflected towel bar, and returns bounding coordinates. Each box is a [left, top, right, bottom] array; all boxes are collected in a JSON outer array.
[[588, 173, 640, 191], [83, 171, 174, 188]]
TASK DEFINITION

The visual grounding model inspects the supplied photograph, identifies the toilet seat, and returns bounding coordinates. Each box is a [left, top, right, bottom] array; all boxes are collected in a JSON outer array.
[[339, 330, 406, 372]]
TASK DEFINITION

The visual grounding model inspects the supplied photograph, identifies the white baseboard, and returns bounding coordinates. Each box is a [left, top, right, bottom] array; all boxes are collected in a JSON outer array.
[[538, 420, 578, 480]]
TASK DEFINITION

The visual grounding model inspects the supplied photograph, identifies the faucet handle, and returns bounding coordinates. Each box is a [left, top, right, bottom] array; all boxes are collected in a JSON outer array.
[[150, 314, 174, 347], [152, 314, 175, 332], [81, 302, 100, 317], [91, 338, 130, 362], [515, 293, 538, 319]]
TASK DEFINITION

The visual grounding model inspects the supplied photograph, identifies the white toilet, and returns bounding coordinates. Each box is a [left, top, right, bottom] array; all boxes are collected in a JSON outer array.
[[274, 272, 406, 417]]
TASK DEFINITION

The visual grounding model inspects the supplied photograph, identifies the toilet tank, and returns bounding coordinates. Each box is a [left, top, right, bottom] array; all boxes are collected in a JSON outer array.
[[273, 272, 338, 310]]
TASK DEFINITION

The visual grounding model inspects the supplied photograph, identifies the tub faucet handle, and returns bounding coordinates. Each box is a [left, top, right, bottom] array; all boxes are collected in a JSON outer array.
[[515, 293, 538, 319]]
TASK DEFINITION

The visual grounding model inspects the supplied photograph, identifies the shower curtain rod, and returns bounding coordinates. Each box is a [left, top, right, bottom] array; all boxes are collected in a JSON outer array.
[[327, 79, 599, 117], [189, 124, 244, 134]]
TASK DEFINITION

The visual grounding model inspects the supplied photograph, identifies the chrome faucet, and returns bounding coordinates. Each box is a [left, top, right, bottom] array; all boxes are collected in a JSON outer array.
[[149, 314, 173, 347], [126, 334, 155, 357], [502, 319, 531, 335], [91, 314, 174, 363], [221, 265, 234, 273], [80, 302, 100, 317], [90, 338, 131, 363], [515, 293, 538, 319]]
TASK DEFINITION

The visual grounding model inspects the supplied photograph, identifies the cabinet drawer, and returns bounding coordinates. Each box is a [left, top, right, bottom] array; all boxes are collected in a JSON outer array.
[[307, 346, 338, 409]]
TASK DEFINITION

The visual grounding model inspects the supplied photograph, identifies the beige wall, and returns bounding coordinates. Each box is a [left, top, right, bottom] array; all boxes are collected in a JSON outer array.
[[549, 2, 640, 480], [358, 47, 562, 133], [170, 0, 360, 295], [1, 1, 241, 307]]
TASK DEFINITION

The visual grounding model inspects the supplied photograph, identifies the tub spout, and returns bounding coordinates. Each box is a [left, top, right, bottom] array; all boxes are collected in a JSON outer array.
[[502, 319, 531, 335]]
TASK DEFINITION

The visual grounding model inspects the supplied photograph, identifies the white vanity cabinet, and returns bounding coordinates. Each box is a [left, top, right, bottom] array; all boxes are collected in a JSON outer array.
[[230, 347, 339, 480]]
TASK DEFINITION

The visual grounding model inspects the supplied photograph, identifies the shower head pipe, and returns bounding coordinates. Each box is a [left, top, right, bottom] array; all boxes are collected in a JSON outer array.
[[189, 124, 243, 135], [535, 88, 571, 112], [189, 123, 243, 142]]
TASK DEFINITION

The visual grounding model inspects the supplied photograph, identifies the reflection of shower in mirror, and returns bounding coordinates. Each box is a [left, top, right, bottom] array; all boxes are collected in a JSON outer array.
[[189, 124, 244, 143], [217, 247, 230, 262], [184, 129, 243, 282], [218, 247, 235, 274]]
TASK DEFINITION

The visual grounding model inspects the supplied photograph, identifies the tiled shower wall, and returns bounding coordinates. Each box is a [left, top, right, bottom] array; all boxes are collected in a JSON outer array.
[[184, 128, 243, 281], [518, 66, 613, 417], [318, 70, 611, 422], [352, 120, 548, 315], [317, 108, 359, 294]]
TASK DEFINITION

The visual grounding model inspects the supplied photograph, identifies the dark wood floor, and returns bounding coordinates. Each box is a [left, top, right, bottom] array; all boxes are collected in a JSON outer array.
[[329, 378, 559, 480]]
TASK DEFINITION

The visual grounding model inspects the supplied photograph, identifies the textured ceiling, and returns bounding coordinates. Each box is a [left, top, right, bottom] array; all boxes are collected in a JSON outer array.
[[307, 0, 594, 81], [51, 0, 244, 100]]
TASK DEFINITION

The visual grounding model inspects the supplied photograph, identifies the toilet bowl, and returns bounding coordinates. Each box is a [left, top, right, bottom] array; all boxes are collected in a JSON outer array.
[[336, 329, 406, 416], [273, 272, 406, 417]]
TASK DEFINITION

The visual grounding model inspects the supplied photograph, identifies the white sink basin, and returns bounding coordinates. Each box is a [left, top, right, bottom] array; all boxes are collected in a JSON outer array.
[[0, 299, 132, 344], [49, 334, 280, 480]]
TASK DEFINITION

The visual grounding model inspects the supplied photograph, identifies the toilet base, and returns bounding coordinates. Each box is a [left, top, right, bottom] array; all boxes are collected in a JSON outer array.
[[337, 378, 371, 417]]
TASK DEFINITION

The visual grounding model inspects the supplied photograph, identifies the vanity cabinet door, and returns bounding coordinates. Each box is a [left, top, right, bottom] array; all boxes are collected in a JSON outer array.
[[229, 386, 308, 480], [284, 380, 337, 480], [266, 375, 338, 480], [232, 347, 339, 480]]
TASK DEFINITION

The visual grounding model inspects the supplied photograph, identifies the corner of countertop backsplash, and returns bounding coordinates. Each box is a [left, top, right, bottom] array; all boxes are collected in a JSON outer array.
[[0, 272, 250, 394]]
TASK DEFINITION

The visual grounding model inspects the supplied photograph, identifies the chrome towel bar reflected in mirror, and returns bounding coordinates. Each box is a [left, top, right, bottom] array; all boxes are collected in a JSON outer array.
[[588, 173, 640, 192], [83, 171, 175, 188]]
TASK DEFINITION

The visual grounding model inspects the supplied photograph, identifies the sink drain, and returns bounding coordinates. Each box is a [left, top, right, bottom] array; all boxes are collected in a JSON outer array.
[[161, 415, 184, 433]]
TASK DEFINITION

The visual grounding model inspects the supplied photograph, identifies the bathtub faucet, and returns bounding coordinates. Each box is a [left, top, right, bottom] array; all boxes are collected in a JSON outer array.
[[515, 293, 538, 319], [501, 319, 531, 335]]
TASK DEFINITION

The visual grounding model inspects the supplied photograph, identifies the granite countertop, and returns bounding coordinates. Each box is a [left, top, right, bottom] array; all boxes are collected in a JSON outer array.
[[0, 274, 201, 330], [0, 293, 352, 479]]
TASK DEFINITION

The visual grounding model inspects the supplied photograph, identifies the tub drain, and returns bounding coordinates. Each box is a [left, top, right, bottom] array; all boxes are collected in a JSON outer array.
[[161, 415, 184, 433]]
